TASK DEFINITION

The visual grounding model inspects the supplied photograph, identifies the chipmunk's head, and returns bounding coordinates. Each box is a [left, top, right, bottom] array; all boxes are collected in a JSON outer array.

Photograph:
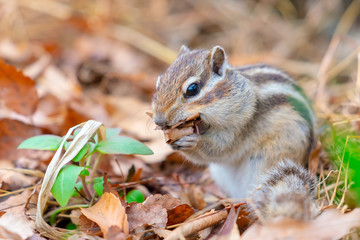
[[152, 45, 255, 133]]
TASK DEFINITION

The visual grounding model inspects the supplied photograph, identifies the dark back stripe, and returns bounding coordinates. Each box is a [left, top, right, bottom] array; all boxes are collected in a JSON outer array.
[[242, 72, 293, 86], [256, 94, 289, 116], [241, 94, 289, 138], [234, 64, 270, 72]]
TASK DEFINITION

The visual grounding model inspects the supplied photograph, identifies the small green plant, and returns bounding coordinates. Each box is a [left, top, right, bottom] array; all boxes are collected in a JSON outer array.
[[322, 123, 360, 207], [18, 127, 152, 208]]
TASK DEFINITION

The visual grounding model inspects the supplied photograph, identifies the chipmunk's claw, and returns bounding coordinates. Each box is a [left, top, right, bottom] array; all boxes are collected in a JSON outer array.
[[170, 134, 199, 150]]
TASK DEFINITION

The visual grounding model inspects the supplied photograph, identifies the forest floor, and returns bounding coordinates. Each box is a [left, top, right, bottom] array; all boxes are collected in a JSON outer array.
[[1, 0, 360, 239]]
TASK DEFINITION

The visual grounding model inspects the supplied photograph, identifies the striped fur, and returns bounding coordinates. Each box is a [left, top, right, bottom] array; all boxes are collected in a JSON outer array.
[[152, 46, 318, 221]]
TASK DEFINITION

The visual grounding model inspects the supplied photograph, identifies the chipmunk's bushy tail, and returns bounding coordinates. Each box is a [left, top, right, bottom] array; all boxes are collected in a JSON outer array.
[[253, 160, 319, 221]]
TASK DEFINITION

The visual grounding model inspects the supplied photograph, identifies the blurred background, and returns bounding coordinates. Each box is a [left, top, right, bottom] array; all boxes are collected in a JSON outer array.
[[1, 0, 359, 109]]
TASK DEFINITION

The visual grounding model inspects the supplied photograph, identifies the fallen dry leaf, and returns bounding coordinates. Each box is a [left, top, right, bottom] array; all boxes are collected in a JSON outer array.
[[217, 205, 238, 236], [0, 119, 42, 161], [167, 204, 195, 226], [81, 192, 129, 238], [78, 214, 102, 236], [0, 190, 31, 215], [38, 65, 82, 102], [103, 173, 120, 198], [0, 161, 37, 190], [127, 194, 181, 231], [107, 225, 127, 240], [0, 59, 38, 116], [0, 212, 34, 240], [187, 184, 207, 210], [241, 208, 360, 240]]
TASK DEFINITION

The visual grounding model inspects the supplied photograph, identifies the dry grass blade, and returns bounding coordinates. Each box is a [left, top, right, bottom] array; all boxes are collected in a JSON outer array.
[[35, 120, 105, 239], [109, 24, 177, 64], [0, 168, 45, 178]]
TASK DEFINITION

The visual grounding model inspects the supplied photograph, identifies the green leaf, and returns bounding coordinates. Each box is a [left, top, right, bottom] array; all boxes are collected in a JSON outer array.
[[72, 143, 90, 162], [93, 177, 104, 196], [51, 165, 84, 207], [80, 169, 89, 176], [126, 189, 145, 203], [18, 134, 62, 150], [106, 128, 122, 138], [88, 142, 97, 154], [96, 136, 153, 155], [66, 222, 77, 230]]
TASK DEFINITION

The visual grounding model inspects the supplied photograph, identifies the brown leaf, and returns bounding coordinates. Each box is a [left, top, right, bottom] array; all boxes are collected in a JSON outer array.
[[127, 202, 167, 231], [0, 212, 34, 240], [103, 173, 119, 198], [0, 119, 42, 161], [130, 168, 142, 182], [0, 189, 31, 215], [61, 107, 89, 135], [78, 214, 102, 236], [127, 194, 181, 231], [217, 205, 238, 236], [107, 226, 127, 240], [0, 161, 37, 191], [161, 112, 201, 144], [81, 192, 129, 238], [0, 59, 38, 116], [241, 208, 360, 240], [167, 204, 194, 226], [32, 94, 66, 133], [164, 127, 194, 144], [187, 184, 206, 210]]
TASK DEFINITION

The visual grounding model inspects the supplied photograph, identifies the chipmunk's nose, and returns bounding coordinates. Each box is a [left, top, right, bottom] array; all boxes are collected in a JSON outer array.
[[154, 114, 168, 128]]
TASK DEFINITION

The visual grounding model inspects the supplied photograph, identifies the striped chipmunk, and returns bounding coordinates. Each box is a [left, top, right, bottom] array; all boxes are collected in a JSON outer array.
[[152, 45, 319, 221]]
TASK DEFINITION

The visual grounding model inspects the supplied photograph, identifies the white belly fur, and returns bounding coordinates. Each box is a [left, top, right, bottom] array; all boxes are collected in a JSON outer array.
[[209, 159, 261, 198]]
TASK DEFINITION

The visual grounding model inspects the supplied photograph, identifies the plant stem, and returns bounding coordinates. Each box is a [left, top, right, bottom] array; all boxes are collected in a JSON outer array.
[[80, 175, 92, 200], [79, 158, 92, 200], [90, 153, 103, 179], [45, 204, 89, 225]]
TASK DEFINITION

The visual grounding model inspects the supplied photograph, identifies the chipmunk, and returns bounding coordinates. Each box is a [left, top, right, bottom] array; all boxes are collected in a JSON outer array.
[[152, 45, 318, 221]]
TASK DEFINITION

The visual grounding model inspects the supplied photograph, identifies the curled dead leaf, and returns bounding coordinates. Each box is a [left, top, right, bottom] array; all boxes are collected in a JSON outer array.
[[164, 127, 194, 144], [80, 192, 129, 238], [159, 112, 201, 144]]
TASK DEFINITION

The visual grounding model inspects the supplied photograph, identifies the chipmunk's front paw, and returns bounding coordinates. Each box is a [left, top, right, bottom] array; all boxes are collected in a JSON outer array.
[[170, 134, 199, 151]]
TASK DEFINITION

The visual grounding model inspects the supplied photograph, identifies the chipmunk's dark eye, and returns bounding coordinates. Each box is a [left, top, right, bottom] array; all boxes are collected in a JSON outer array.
[[185, 83, 199, 98]]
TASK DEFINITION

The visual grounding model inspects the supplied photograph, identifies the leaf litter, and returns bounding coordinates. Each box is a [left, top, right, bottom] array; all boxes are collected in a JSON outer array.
[[1, 0, 360, 239]]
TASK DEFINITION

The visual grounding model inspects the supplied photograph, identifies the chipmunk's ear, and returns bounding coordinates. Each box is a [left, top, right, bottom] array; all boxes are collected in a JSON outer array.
[[209, 46, 227, 76], [178, 45, 190, 56]]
